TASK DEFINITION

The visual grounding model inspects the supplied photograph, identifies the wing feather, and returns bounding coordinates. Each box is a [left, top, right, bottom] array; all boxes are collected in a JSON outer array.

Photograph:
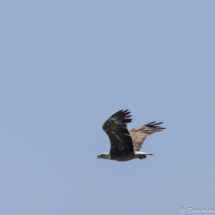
[[103, 110, 134, 158], [129, 122, 166, 151]]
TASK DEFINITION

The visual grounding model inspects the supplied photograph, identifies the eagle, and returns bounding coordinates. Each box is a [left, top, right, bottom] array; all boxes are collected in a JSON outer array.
[[97, 109, 165, 161]]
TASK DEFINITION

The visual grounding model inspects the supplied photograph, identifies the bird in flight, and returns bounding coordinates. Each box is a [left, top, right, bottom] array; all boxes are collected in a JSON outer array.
[[97, 109, 165, 162]]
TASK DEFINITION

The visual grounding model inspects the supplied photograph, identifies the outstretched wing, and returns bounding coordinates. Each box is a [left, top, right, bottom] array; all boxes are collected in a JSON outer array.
[[129, 122, 166, 151], [103, 110, 134, 157]]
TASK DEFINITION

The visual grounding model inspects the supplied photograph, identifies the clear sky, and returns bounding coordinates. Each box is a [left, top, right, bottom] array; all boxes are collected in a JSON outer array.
[[0, 1, 214, 215]]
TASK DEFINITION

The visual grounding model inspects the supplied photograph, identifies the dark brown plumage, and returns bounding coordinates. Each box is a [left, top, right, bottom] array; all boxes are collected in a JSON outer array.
[[102, 109, 134, 161]]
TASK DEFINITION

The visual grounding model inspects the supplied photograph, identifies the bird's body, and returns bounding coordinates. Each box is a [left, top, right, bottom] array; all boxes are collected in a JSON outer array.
[[97, 109, 165, 162]]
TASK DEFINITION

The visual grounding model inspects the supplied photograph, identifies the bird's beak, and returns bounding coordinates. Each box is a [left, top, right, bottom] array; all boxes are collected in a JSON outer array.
[[97, 154, 102, 158]]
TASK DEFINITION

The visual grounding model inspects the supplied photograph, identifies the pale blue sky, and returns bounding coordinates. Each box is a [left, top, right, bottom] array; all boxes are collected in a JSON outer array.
[[0, 1, 215, 215]]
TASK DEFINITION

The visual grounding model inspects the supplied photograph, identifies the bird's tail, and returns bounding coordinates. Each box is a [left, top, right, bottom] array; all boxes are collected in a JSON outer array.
[[135, 152, 155, 159], [145, 153, 154, 156]]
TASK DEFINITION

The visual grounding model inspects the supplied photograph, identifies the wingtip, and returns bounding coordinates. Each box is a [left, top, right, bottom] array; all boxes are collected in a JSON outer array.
[[145, 121, 166, 130]]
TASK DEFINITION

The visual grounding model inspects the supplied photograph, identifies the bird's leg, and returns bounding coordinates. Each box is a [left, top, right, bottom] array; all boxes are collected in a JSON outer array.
[[138, 155, 146, 159]]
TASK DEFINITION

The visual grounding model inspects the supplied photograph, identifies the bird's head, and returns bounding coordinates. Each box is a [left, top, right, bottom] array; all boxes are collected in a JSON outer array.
[[97, 153, 111, 159]]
